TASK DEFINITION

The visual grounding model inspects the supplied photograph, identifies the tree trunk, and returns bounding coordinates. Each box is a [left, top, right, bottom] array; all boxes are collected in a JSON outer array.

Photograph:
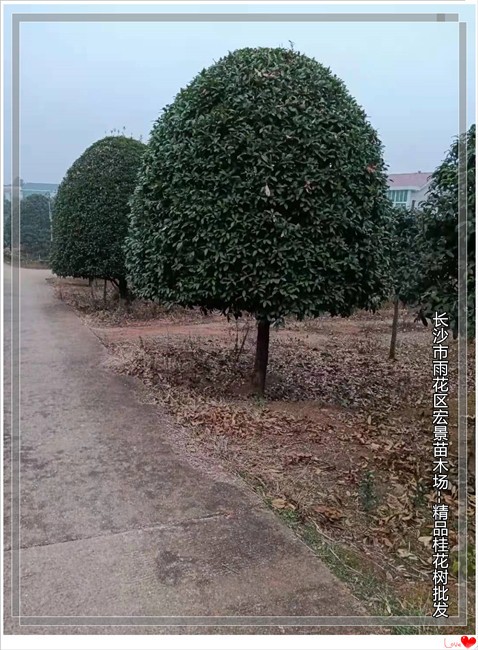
[[252, 319, 270, 396], [103, 279, 107, 306], [118, 277, 129, 306], [389, 295, 400, 360]]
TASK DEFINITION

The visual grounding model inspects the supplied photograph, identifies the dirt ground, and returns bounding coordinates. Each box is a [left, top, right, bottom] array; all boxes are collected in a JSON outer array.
[[52, 277, 476, 633]]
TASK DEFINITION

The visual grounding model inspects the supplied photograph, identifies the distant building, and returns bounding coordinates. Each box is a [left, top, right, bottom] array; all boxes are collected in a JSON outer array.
[[22, 182, 59, 200], [387, 172, 432, 210], [4, 181, 59, 202]]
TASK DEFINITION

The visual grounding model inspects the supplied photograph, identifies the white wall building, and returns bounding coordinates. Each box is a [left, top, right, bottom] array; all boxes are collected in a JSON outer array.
[[387, 172, 432, 210]]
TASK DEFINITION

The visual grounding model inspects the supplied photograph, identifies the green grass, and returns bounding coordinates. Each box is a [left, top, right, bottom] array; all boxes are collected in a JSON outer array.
[[251, 394, 268, 410]]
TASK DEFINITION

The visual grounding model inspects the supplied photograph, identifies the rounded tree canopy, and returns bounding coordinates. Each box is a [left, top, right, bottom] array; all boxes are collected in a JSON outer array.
[[126, 47, 391, 320], [51, 135, 146, 281], [418, 123, 475, 336]]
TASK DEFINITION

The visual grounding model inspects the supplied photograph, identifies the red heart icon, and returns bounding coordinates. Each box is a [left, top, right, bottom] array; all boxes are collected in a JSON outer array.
[[461, 636, 477, 649]]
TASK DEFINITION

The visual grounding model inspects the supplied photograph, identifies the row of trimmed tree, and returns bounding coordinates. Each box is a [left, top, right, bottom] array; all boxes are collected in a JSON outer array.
[[46, 46, 474, 394], [388, 123, 475, 358], [4, 194, 52, 260]]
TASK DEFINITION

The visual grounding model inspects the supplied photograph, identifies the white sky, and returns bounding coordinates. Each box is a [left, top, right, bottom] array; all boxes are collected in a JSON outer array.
[[2, 2, 476, 183]]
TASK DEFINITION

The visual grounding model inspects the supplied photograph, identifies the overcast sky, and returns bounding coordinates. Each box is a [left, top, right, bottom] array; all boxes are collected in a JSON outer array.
[[3, 2, 476, 184]]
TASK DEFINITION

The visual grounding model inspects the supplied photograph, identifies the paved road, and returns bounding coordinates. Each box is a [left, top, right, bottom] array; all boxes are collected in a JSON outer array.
[[3, 265, 370, 634]]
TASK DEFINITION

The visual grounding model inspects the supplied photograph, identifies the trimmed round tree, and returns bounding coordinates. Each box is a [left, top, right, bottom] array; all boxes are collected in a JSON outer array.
[[51, 136, 146, 299], [126, 47, 392, 394], [20, 194, 51, 260], [418, 124, 475, 338]]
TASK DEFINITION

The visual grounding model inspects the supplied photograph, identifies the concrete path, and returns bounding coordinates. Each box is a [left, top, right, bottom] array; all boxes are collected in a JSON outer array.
[[3, 265, 372, 634]]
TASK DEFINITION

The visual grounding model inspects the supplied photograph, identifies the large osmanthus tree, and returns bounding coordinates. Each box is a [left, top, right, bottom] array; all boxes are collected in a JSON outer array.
[[51, 135, 146, 300], [126, 47, 392, 394]]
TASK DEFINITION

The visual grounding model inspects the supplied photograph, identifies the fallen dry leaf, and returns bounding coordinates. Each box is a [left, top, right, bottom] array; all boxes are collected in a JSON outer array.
[[312, 505, 345, 521], [271, 498, 288, 510]]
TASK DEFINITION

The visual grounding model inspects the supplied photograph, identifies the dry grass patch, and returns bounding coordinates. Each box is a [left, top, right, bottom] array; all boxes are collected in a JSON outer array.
[[54, 278, 475, 631]]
